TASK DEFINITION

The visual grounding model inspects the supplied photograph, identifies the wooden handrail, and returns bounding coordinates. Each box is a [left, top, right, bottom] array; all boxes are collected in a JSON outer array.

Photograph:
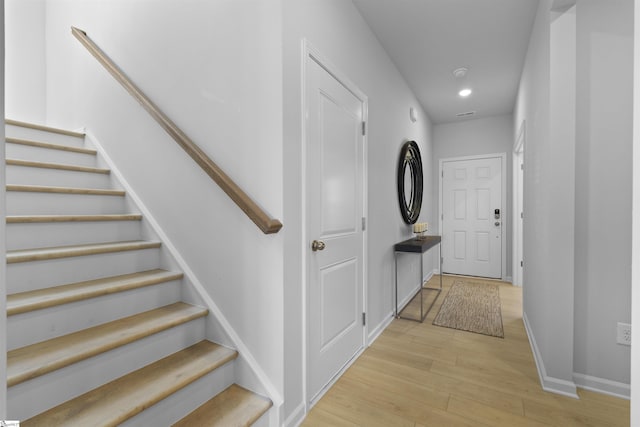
[[71, 27, 282, 234]]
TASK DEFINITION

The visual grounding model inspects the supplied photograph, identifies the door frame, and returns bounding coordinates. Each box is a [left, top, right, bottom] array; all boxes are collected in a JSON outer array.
[[301, 39, 369, 409], [513, 121, 525, 286], [438, 152, 507, 280]]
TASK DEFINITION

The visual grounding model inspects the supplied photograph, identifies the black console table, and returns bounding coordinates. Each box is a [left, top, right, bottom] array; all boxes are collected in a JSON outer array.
[[394, 235, 442, 322]]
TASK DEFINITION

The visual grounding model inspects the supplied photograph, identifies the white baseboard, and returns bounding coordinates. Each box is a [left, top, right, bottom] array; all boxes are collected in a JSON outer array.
[[573, 373, 630, 400], [395, 269, 436, 316], [368, 312, 394, 345], [423, 269, 435, 284], [283, 402, 306, 427], [522, 312, 579, 399], [309, 345, 365, 408], [396, 285, 421, 315], [367, 268, 438, 354]]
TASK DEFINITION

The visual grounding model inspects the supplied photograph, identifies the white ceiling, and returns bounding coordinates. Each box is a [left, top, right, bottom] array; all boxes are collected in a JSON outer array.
[[353, 0, 539, 124]]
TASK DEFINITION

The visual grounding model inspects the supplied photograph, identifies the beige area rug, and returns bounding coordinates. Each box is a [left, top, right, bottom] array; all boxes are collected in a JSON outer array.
[[432, 281, 504, 338]]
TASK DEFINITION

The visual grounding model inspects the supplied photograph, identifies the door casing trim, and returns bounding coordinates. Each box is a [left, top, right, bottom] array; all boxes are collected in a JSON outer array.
[[513, 121, 525, 287], [300, 38, 369, 411]]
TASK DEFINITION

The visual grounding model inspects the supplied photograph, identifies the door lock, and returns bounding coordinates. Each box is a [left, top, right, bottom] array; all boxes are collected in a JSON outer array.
[[311, 240, 326, 251]]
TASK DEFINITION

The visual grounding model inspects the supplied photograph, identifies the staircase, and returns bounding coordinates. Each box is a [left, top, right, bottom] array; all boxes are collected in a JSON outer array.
[[5, 120, 272, 426]]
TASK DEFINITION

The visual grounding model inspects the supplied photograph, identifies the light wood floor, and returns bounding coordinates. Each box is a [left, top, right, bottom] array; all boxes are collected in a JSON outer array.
[[303, 275, 630, 427]]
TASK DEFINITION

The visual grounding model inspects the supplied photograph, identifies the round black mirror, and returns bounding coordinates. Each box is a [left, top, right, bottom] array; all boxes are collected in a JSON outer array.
[[397, 141, 423, 224]]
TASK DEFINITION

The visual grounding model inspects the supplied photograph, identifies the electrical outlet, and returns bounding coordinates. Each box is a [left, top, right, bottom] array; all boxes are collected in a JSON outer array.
[[617, 322, 631, 346]]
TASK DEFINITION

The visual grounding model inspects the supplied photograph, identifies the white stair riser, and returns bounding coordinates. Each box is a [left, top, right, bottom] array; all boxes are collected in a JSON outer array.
[[6, 221, 143, 251], [6, 143, 97, 167], [121, 359, 236, 427], [8, 319, 207, 421], [7, 280, 182, 350], [7, 248, 162, 294], [6, 124, 85, 148], [4, 124, 251, 425], [7, 165, 113, 189], [6, 191, 127, 215]]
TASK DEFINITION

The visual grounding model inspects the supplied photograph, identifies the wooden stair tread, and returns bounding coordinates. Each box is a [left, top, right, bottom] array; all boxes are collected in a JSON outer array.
[[6, 158, 110, 174], [6, 184, 125, 196], [5, 119, 86, 138], [7, 240, 161, 264], [173, 384, 272, 427], [8, 269, 183, 316], [7, 214, 142, 223], [6, 137, 96, 155], [22, 341, 237, 427], [7, 302, 208, 386]]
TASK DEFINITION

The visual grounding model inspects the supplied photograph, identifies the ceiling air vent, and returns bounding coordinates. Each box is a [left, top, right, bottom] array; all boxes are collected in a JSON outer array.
[[456, 111, 476, 118]]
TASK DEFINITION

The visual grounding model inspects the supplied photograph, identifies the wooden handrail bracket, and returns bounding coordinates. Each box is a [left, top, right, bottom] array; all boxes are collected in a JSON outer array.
[[71, 27, 282, 234]]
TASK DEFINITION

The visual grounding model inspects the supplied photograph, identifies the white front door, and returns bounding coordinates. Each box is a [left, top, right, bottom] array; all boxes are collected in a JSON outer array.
[[441, 156, 503, 278], [306, 54, 365, 403]]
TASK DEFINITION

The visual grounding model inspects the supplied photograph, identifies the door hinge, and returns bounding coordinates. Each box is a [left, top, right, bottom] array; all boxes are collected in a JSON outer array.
[[362, 217, 366, 231], [521, 163, 524, 170], [362, 121, 366, 135], [441, 214, 444, 220], [441, 257, 444, 265], [362, 312, 366, 326], [520, 260, 524, 267], [521, 212, 524, 219], [442, 170, 444, 178]]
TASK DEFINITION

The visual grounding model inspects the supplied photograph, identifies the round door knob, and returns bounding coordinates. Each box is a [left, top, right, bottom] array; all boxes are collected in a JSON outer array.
[[311, 240, 326, 251], [495, 221, 501, 226]]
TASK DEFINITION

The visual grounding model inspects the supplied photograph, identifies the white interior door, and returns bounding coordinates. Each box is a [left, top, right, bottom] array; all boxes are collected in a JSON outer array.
[[306, 55, 365, 403], [441, 156, 503, 278]]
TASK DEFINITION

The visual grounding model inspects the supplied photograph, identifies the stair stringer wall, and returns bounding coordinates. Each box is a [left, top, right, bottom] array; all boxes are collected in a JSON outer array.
[[0, 10, 7, 416], [85, 130, 283, 424]]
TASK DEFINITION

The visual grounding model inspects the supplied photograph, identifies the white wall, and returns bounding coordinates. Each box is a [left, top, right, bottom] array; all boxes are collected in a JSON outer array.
[[548, 2, 578, 393], [631, 0, 640, 422], [41, 0, 285, 403], [514, 0, 577, 394], [574, 0, 632, 390], [5, 0, 46, 122], [0, 0, 7, 417], [283, 1, 434, 423], [432, 114, 514, 279], [515, 0, 633, 397]]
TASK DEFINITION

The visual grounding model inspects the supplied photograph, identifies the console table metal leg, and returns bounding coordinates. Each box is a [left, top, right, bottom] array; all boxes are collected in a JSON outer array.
[[394, 251, 399, 318], [419, 251, 424, 321], [439, 243, 443, 290]]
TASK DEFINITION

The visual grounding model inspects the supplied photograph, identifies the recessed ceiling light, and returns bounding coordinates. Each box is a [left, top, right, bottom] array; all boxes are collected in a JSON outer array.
[[459, 88, 472, 97]]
